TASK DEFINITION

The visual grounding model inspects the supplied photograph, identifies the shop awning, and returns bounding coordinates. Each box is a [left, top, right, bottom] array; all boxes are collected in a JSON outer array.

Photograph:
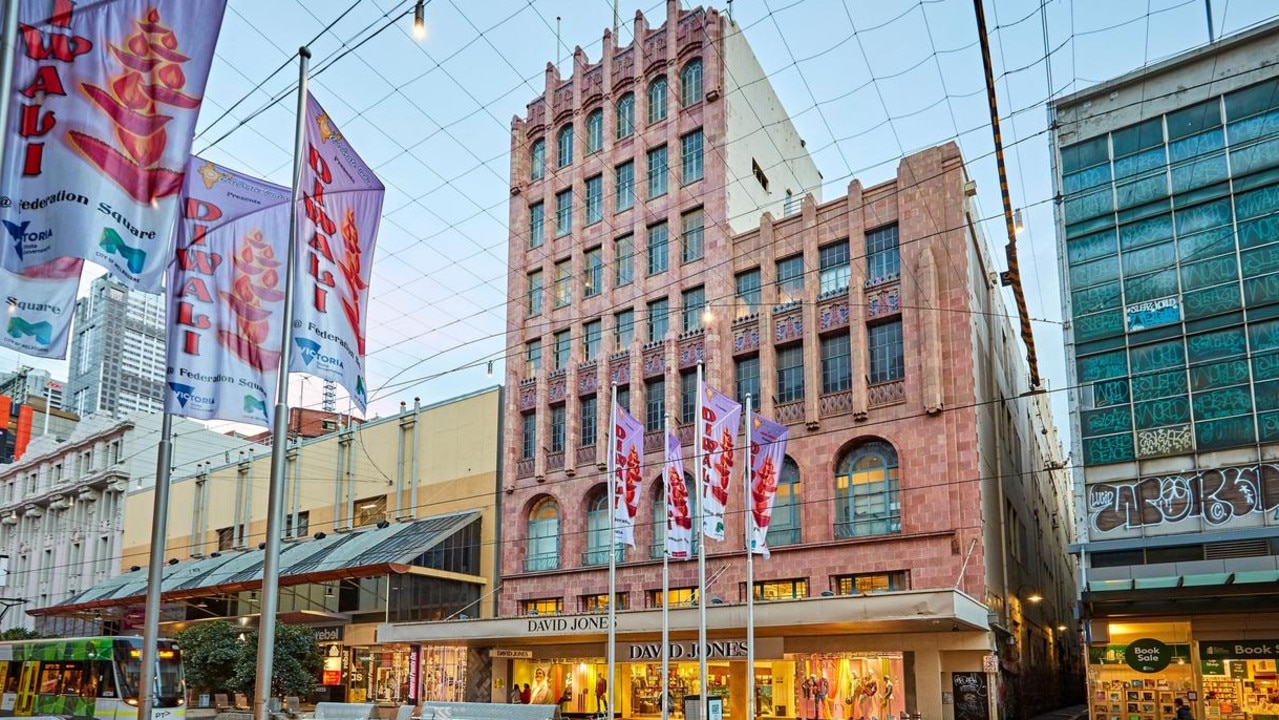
[[1083, 568, 1279, 617], [31, 510, 482, 618]]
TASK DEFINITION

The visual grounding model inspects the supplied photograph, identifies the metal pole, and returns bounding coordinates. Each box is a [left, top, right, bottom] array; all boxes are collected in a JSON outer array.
[[660, 413, 671, 720], [1204, 0, 1215, 43], [0, 0, 20, 166], [744, 395, 754, 720], [253, 46, 310, 720], [695, 363, 707, 720], [42, 384, 51, 436], [607, 383, 618, 720], [139, 412, 175, 720]]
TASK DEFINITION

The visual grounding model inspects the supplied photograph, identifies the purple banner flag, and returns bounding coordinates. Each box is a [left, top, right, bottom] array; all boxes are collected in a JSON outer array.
[[699, 382, 741, 541], [664, 430, 692, 560], [289, 92, 385, 412], [1, 257, 83, 359], [748, 412, 789, 558], [165, 157, 291, 426], [1, 0, 228, 291], [610, 401, 644, 547]]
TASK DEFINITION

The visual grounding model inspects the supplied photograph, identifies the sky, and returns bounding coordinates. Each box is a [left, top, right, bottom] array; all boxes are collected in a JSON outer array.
[[4, 0, 1278, 454]]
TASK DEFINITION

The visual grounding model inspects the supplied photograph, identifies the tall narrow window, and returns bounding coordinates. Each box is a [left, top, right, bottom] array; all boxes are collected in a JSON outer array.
[[648, 76, 668, 124], [529, 202, 544, 248], [615, 234, 635, 286], [584, 247, 603, 297], [550, 405, 566, 452], [776, 345, 804, 403], [680, 58, 703, 106], [645, 378, 665, 431], [821, 334, 852, 393], [647, 222, 669, 275], [681, 208, 704, 263], [736, 269, 761, 318], [868, 320, 904, 384], [555, 189, 572, 237], [527, 270, 543, 316], [834, 440, 902, 538], [819, 241, 850, 296], [585, 490, 616, 565], [681, 286, 705, 332], [616, 93, 635, 140], [735, 356, 760, 405], [526, 499, 559, 571], [680, 370, 698, 424], [521, 412, 537, 459], [530, 138, 545, 181], [556, 124, 573, 167], [580, 395, 598, 446], [647, 145, 669, 198], [681, 129, 704, 184], [615, 309, 635, 351], [585, 175, 603, 225], [866, 224, 900, 283], [526, 340, 542, 375], [583, 320, 602, 361], [616, 161, 635, 211], [647, 298, 669, 342], [586, 109, 604, 154], [776, 255, 805, 306], [554, 260, 571, 308], [553, 330, 570, 370], [767, 458, 801, 547]]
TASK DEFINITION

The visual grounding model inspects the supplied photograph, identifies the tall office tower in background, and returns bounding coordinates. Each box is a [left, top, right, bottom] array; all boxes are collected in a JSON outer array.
[[66, 275, 167, 418]]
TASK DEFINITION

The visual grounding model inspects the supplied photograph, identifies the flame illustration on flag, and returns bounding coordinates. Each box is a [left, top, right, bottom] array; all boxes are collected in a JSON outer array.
[[216, 228, 284, 372], [68, 7, 201, 203]]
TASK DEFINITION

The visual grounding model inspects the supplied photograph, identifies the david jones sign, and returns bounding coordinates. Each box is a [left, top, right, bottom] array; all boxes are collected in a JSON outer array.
[[627, 641, 748, 661]]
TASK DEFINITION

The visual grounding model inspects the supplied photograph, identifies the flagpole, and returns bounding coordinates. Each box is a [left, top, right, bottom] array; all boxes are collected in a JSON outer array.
[[253, 46, 310, 720], [660, 412, 671, 720], [0, 0, 19, 164], [744, 395, 754, 720], [138, 412, 174, 720], [695, 363, 707, 720], [607, 382, 618, 720]]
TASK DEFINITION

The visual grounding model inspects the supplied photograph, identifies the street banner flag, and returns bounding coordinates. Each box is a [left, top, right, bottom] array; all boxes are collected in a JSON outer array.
[[699, 382, 741, 541], [289, 92, 385, 412], [664, 430, 692, 560], [0, 0, 228, 292], [748, 412, 789, 558], [1, 257, 83, 359], [165, 157, 290, 426], [610, 401, 644, 547]]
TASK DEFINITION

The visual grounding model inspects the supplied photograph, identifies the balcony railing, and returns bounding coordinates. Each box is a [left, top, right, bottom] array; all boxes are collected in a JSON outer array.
[[868, 379, 905, 408], [575, 445, 596, 466], [776, 400, 804, 425], [525, 553, 559, 572], [516, 458, 534, 479], [546, 451, 565, 471], [582, 547, 625, 566]]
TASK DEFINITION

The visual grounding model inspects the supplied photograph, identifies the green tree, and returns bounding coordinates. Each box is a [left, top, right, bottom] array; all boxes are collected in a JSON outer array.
[[231, 623, 323, 702], [0, 628, 43, 641], [175, 622, 243, 696]]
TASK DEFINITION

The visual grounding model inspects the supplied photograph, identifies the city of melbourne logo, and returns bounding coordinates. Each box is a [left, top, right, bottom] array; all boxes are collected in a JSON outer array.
[[168, 382, 214, 410], [243, 394, 269, 422], [99, 227, 147, 274], [6, 316, 52, 346]]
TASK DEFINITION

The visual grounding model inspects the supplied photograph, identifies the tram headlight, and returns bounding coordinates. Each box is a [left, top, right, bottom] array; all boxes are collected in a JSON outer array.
[[125, 699, 139, 706]]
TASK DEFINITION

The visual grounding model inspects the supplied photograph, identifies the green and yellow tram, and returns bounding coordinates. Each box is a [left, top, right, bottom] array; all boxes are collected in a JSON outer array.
[[0, 636, 185, 720]]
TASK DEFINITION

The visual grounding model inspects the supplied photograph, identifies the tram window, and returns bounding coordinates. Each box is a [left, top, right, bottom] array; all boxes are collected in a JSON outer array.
[[61, 664, 83, 695], [39, 664, 61, 694], [95, 661, 116, 698], [0, 661, 13, 693]]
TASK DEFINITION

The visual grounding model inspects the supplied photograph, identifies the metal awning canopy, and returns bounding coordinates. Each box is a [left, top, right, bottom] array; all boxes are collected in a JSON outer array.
[[1083, 569, 1279, 617], [31, 510, 481, 617]]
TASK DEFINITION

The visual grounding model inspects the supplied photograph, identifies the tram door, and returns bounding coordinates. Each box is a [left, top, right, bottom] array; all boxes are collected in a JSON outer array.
[[14, 661, 38, 716]]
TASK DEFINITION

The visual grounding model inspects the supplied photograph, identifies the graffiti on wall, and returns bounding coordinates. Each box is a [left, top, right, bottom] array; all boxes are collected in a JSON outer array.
[[1089, 463, 1279, 532]]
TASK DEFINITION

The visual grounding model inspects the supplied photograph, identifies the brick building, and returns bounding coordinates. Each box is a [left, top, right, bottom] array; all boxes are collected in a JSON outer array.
[[381, 3, 1077, 718]]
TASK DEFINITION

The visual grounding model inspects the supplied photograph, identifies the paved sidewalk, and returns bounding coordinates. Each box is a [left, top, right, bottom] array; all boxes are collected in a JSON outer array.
[[1025, 705, 1088, 720]]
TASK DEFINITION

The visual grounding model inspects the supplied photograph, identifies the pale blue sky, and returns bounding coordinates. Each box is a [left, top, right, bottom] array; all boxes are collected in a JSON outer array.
[[5, 0, 1278, 453]]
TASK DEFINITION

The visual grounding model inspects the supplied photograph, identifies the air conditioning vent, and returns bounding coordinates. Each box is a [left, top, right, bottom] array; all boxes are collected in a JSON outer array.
[[1204, 539, 1269, 560]]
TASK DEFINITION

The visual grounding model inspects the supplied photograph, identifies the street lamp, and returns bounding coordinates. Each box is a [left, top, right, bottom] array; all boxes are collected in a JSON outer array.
[[1016, 584, 1043, 604], [412, 1, 426, 39]]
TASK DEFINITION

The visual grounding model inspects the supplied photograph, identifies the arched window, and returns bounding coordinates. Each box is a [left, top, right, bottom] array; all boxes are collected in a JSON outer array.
[[680, 59, 703, 106], [766, 457, 801, 547], [529, 138, 545, 181], [585, 489, 617, 565], [834, 441, 901, 538], [616, 93, 635, 140], [556, 124, 573, 168], [526, 498, 560, 571], [586, 109, 604, 154], [648, 76, 668, 124]]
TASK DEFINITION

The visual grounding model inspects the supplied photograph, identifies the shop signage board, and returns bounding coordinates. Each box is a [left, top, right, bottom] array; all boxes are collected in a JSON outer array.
[[1125, 638, 1172, 673], [314, 626, 344, 643], [408, 645, 420, 704], [1201, 640, 1279, 659], [1230, 661, 1249, 679], [491, 649, 535, 659], [624, 638, 783, 661], [951, 673, 990, 720], [1201, 658, 1225, 675]]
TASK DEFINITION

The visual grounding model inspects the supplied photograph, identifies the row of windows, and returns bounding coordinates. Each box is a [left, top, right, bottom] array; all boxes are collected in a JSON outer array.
[[527, 130, 705, 247], [520, 320, 904, 455], [529, 59, 704, 180], [524, 440, 902, 572], [519, 571, 908, 614]]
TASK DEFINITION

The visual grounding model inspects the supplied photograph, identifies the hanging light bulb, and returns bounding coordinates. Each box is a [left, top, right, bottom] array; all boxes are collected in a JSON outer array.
[[412, 1, 426, 40], [1013, 208, 1025, 234], [486, 360, 495, 378]]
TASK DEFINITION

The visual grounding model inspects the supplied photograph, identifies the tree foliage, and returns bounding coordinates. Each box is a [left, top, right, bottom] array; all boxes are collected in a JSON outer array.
[[0, 628, 43, 641], [177, 621, 322, 701]]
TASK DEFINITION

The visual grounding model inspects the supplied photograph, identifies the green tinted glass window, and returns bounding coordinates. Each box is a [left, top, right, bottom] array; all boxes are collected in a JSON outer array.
[[1182, 284, 1241, 320], [1081, 406, 1132, 437], [1175, 199, 1232, 235], [1130, 369, 1187, 401], [1186, 327, 1247, 362], [1224, 78, 1279, 121], [1078, 351, 1128, 382], [1068, 229, 1119, 264], [1196, 415, 1256, 450], [1061, 135, 1109, 174], [1112, 118, 1164, 157], [1119, 215, 1173, 251], [1083, 433, 1135, 465], [1167, 99, 1222, 141], [1123, 269, 1178, 304], [1189, 359, 1250, 391], [1133, 397, 1190, 430], [1181, 255, 1239, 291], [1129, 340, 1185, 374]]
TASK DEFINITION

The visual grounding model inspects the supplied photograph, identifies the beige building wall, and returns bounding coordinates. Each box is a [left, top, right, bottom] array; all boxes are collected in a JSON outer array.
[[121, 386, 503, 617]]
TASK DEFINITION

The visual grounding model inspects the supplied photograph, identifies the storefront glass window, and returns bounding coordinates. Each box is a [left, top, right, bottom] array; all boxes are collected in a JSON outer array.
[[1086, 622, 1195, 720]]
